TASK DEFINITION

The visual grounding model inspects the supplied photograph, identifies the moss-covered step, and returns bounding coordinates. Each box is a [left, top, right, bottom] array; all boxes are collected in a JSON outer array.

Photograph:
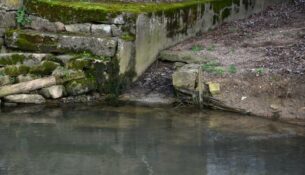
[[4, 30, 117, 57], [0, 53, 51, 66], [24, 0, 215, 24]]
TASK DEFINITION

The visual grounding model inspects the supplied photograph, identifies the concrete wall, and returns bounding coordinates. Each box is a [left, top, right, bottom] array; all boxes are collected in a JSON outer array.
[[133, 0, 286, 78]]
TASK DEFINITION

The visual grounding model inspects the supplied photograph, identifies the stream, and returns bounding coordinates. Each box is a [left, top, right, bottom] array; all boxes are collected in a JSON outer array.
[[0, 104, 304, 175]]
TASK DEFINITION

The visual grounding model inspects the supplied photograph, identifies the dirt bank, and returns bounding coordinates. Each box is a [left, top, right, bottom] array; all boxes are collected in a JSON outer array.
[[124, 1, 305, 125]]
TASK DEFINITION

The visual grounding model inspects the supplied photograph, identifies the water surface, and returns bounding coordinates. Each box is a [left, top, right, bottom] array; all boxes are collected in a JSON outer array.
[[0, 105, 304, 175]]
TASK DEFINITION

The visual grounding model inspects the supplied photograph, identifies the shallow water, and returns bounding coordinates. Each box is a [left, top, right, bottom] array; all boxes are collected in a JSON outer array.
[[0, 105, 304, 175]]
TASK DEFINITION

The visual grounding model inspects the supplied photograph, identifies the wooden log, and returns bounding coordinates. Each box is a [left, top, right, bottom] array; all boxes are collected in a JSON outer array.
[[0, 74, 85, 98]]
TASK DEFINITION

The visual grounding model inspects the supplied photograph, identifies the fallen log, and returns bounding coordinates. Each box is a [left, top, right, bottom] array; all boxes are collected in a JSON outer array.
[[0, 74, 85, 98]]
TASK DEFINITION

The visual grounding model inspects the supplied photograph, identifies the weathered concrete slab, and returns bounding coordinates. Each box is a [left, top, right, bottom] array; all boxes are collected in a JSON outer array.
[[5, 30, 117, 57]]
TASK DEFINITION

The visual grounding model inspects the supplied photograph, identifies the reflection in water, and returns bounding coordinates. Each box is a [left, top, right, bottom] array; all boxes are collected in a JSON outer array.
[[0, 105, 304, 175]]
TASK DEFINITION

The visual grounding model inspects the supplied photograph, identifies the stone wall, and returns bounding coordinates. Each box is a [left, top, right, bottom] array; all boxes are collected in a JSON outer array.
[[0, 0, 285, 105]]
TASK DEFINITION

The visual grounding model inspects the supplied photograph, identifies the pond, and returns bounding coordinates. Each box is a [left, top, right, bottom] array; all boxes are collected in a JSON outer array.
[[0, 104, 304, 175]]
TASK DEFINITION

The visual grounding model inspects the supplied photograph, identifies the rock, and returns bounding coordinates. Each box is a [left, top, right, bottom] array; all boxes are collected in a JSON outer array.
[[29, 61, 60, 75], [111, 25, 123, 37], [0, 75, 14, 86], [65, 78, 97, 96], [52, 66, 86, 82], [16, 74, 39, 83], [270, 104, 280, 110], [112, 15, 125, 25], [208, 82, 220, 95], [55, 55, 75, 64], [40, 85, 65, 99], [159, 50, 208, 64], [91, 24, 112, 37], [172, 64, 200, 93], [173, 62, 186, 69], [65, 23, 91, 33], [0, 10, 16, 28], [5, 30, 117, 57], [54, 22, 65, 31], [4, 94, 46, 104], [4, 65, 30, 77], [27, 15, 57, 32]]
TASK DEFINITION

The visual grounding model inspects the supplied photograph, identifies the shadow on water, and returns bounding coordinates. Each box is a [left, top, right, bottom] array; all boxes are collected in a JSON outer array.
[[0, 104, 304, 175]]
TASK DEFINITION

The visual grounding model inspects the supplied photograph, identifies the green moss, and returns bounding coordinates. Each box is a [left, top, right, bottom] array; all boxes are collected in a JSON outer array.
[[120, 33, 135, 42], [5, 29, 58, 52], [66, 58, 93, 70], [0, 54, 26, 65], [65, 78, 97, 96], [30, 61, 60, 75], [25, 0, 216, 23], [4, 65, 30, 77]]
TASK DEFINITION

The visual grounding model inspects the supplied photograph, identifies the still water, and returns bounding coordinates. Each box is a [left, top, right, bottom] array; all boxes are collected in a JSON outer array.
[[0, 104, 304, 175]]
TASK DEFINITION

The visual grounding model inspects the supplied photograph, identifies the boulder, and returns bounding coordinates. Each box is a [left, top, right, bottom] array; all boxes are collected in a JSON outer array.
[[40, 85, 65, 99], [172, 64, 200, 93], [65, 78, 97, 96], [4, 94, 46, 104], [91, 24, 112, 37], [65, 23, 91, 33]]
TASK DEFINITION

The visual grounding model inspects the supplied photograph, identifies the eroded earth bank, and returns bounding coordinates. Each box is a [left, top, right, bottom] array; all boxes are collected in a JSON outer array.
[[123, 1, 305, 125]]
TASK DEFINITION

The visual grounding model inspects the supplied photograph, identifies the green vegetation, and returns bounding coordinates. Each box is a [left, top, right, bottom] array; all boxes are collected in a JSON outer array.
[[228, 64, 237, 74], [191, 45, 204, 52], [255, 67, 264, 76], [202, 61, 237, 75], [121, 33, 135, 42], [16, 7, 31, 27], [4, 65, 30, 77]]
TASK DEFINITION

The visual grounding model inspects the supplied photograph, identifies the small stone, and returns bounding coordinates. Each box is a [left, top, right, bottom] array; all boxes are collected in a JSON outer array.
[[241, 96, 247, 101], [173, 62, 186, 69], [65, 23, 91, 33], [270, 104, 280, 110], [40, 85, 65, 99], [54, 22, 65, 32], [111, 25, 122, 37], [112, 15, 125, 25], [4, 94, 46, 104], [91, 24, 112, 37], [208, 82, 220, 95]]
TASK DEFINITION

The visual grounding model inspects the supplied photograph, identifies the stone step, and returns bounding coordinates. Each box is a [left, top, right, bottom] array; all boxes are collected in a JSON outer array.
[[4, 29, 117, 57]]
